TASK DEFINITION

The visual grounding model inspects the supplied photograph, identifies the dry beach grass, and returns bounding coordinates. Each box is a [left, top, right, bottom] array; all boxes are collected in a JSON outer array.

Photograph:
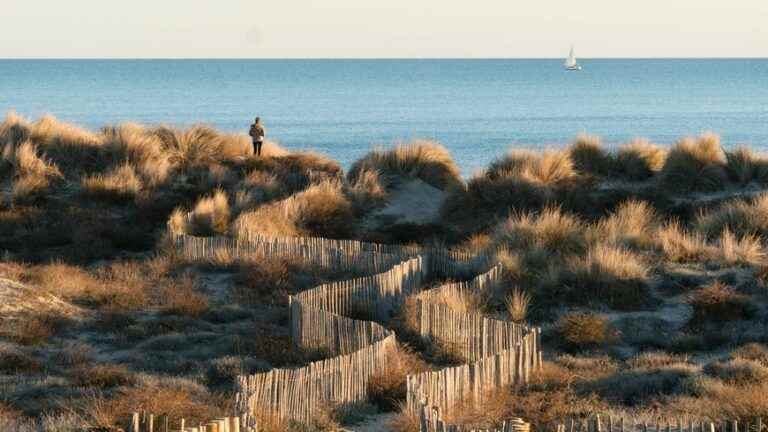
[[2, 113, 768, 430]]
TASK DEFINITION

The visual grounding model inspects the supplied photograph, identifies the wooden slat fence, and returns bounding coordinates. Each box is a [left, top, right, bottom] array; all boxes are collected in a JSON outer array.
[[419, 403, 531, 432], [552, 416, 765, 432], [406, 264, 543, 415], [169, 230, 406, 273], [127, 412, 254, 432], [288, 256, 424, 355], [235, 334, 396, 425], [165, 225, 544, 429]]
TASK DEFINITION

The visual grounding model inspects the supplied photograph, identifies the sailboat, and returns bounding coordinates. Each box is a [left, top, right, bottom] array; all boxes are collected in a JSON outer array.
[[564, 46, 582, 71]]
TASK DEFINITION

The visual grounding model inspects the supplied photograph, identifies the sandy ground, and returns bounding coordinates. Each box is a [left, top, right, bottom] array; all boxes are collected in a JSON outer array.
[[344, 413, 397, 432], [0, 278, 84, 322], [362, 179, 447, 231]]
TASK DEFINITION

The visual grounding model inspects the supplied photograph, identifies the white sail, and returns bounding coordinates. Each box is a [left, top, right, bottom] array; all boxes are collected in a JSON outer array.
[[565, 47, 577, 67]]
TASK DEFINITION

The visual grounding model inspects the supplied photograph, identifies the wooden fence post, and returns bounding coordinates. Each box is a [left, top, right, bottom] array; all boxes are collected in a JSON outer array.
[[130, 412, 140, 432]]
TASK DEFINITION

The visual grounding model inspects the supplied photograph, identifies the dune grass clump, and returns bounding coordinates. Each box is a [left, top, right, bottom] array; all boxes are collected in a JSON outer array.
[[589, 362, 699, 405], [724, 147, 763, 184], [505, 288, 531, 323], [367, 346, 429, 411], [589, 200, 658, 250], [655, 221, 713, 263], [26, 114, 103, 171], [487, 149, 578, 187], [233, 180, 355, 239], [81, 163, 143, 202], [545, 244, 651, 310], [169, 189, 231, 237], [347, 140, 461, 190], [568, 134, 614, 177], [626, 351, 690, 369], [716, 229, 764, 267], [0, 112, 31, 148], [5, 141, 63, 203], [557, 313, 611, 350], [615, 139, 666, 181], [695, 193, 768, 239], [346, 168, 388, 215], [688, 282, 755, 325], [660, 133, 727, 192], [731, 343, 768, 366], [704, 358, 768, 384], [493, 206, 585, 256]]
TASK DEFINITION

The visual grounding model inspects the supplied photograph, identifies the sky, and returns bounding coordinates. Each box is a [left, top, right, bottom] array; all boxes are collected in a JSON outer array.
[[2, 0, 767, 58]]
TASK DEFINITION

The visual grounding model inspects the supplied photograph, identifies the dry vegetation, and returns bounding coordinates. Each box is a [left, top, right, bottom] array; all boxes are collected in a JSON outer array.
[[3, 114, 768, 430]]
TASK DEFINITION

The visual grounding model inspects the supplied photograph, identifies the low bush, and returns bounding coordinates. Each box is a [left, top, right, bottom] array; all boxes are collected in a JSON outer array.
[[688, 282, 755, 324], [70, 363, 136, 388], [627, 351, 690, 370], [6, 314, 65, 346], [703, 358, 768, 384], [731, 343, 768, 366], [0, 344, 41, 373], [159, 275, 210, 317], [588, 362, 699, 404], [725, 147, 760, 184], [557, 313, 611, 350]]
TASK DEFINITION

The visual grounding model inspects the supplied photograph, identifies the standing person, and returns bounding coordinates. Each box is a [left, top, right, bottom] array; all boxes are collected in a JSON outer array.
[[249, 117, 266, 156]]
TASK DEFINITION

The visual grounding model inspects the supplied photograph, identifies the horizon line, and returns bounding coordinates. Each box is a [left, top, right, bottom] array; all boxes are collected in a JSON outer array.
[[1, 56, 767, 61]]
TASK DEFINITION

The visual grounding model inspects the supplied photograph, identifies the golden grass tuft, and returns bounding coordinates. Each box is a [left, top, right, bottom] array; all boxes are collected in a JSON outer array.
[[346, 167, 388, 214], [505, 287, 531, 323], [81, 163, 143, 202], [589, 199, 658, 249], [548, 244, 651, 309], [568, 134, 614, 177], [488, 149, 578, 187], [655, 221, 713, 263], [716, 228, 764, 267], [367, 346, 429, 411], [233, 180, 354, 239], [660, 133, 727, 192], [170, 189, 231, 236], [27, 114, 103, 171], [615, 139, 667, 180], [493, 206, 585, 255], [348, 140, 461, 190]]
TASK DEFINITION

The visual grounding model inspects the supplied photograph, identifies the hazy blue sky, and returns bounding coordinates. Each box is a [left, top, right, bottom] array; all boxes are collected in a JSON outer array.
[[2, 0, 766, 58]]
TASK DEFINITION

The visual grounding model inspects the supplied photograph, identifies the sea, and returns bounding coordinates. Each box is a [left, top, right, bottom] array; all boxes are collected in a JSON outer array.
[[1, 59, 767, 173]]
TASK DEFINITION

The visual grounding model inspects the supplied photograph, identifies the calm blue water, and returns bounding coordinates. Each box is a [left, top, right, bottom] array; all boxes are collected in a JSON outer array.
[[1, 59, 767, 173]]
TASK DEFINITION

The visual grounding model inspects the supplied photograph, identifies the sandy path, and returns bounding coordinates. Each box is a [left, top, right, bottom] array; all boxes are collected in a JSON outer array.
[[343, 413, 396, 432], [362, 179, 447, 232]]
